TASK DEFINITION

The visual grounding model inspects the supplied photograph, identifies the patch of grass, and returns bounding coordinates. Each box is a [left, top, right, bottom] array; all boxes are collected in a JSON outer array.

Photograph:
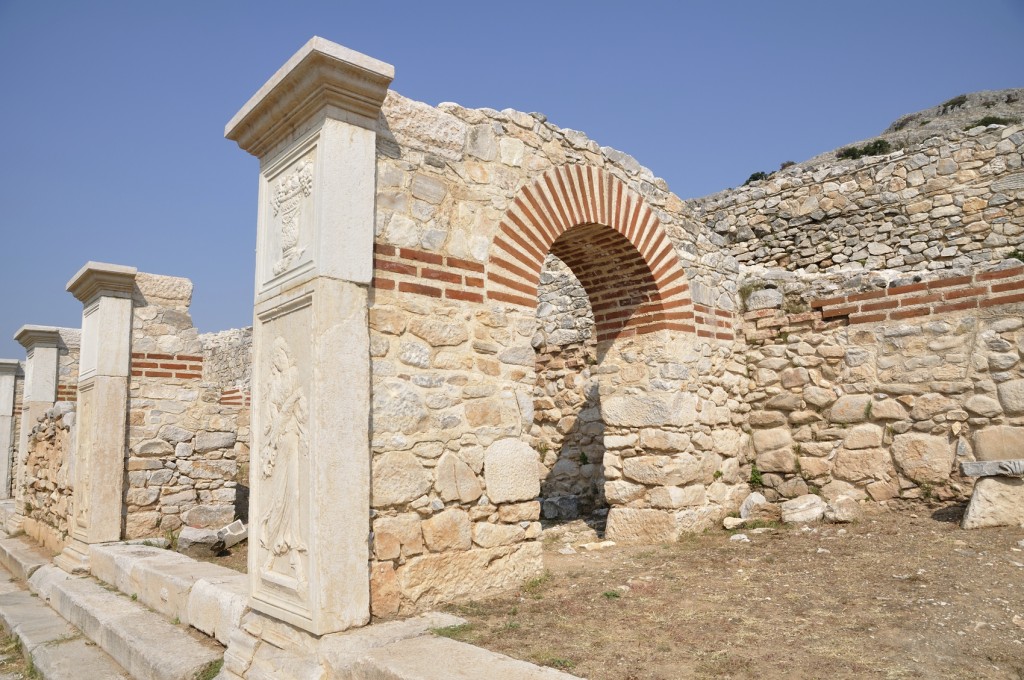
[[744, 520, 782, 530], [431, 623, 474, 640], [779, 160, 796, 170], [749, 464, 764, 489], [523, 571, 552, 598], [738, 281, 764, 311], [602, 590, 621, 599], [940, 94, 968, 114], [194, 659, 223, 680], [1009, 250, 1024, 263], [782, 296, 809, 314], [130, 593, 138, 601], [713, 470, 723, 480], [964, 115, 1019, 130], [837, 139, 891, 161]]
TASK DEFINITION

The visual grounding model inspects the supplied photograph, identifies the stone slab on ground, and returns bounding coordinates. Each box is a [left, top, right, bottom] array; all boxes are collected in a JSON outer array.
[[0, 537, 51, 582], [962, 477, 1024, 529], [0, 566, 130, 679], [352, 635, 580, 679], [188, 571, 249, 645], [44, 570, 222, 680]]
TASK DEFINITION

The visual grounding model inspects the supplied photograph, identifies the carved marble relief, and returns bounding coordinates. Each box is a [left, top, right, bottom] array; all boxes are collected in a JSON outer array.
[[270, 155, 315, 277], [259, 336, 309, 596]]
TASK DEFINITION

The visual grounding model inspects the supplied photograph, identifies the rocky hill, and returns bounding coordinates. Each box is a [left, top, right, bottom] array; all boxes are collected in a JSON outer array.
[[796, 88, 1024, 170]]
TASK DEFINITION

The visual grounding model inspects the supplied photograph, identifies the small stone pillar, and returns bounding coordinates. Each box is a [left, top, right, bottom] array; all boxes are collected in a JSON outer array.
[[0, 360, 19, 500], [226, 37, 393, 635], [55, 263, 136, 573], [10, 326, 61, 528]]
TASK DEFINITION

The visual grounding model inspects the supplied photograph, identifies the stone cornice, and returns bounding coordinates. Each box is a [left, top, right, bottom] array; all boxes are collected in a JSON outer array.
[[0, 359, 19, 376], [14, 325, 61, 350], [225, 36, 394, 159], [66, 262, 137, 304]]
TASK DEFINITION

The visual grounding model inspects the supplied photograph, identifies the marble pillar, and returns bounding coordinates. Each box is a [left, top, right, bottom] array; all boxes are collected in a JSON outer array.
[[10, 326, 61, 529], [0, 360, 18, 500], [55, 263, 136, 573], [226, 37, 393, 635]]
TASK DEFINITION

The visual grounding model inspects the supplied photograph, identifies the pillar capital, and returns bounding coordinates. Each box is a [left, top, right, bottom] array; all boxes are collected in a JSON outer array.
[[14, 325, 61, 351], [0, 360, 18, 377], [226, 36, 394, 160], [66, 262, 137, 305]]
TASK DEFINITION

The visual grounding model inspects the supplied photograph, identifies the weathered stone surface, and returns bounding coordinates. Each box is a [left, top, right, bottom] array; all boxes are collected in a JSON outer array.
[[422, 509, 472, 552], [996, 379, 1024, 415], [964, 395, 1002, 417], [373, 451, 433, 507], [833, 448, 889, 483], [603, 480, 646, 504], [843, 424, 883, 450], [828, 395, 872, 423], [194, 431, 236, 453], [177, 526, 220, 558], [408, 318, 469, 347], [649, 485, 706, 509], [962, 477, 1024, 529], [134, 439, 174, 457], [780, 494, 826, 523], [752, 427, 792, 453], [373, 381, 428, 434], [973, 426, 1024, 461], [824, 495, 861, 523], [182, 504, 235, 529], [373, 513, 424, 560], [434, 453, 483, 503], [472, 521, 525, 548], [748, 411, 787, 428], [398, 543, 542, 606], [484, 439, 540, 504], [638, 429, 691, 452], [739, 491, 768, 519], [605, 508, 677, 543], [497, 501, 540, 523], [602, 393, 696, 427], [803, 386, 837, 408], [871, 399, 909, 420], [622, 455, 698, 486], [745, 288, 783, 310], [370, 562, 401, 618], [756, 447, 797, 473], [891, 433, 954, 484]]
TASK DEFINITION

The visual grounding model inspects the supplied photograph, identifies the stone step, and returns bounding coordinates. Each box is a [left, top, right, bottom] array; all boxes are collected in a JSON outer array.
[[89, 541, 249, 645], [37, 564, 223, 680], [0, 566, 131, 679], [0, 535, 51, 582], [353, 635, 580, 680]]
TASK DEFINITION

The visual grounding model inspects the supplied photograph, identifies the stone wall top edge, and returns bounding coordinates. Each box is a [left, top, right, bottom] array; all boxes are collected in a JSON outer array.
[[381, 91, 673, 195]]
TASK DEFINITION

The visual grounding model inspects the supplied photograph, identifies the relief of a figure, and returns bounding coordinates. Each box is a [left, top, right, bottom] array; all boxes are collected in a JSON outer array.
[[260, 336, 309, 586]]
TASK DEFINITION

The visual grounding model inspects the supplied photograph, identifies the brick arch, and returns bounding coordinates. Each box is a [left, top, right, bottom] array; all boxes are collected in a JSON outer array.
[[486, 165, 695, 340]]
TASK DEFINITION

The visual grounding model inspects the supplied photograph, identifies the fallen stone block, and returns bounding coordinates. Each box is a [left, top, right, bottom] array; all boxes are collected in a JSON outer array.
[[178, 526, 221, 558]]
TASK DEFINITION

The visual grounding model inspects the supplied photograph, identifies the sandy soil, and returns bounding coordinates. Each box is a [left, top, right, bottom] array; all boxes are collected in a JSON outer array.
[[438, 503, 1024, 679]]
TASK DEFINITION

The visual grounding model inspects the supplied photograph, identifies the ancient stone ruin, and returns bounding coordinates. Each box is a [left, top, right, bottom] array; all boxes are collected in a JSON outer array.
[[0, 37, 1021, 679]]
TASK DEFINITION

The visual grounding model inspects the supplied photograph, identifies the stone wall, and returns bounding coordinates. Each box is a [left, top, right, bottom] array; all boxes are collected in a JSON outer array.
[[740, 261, 1024, 505], [366, 92, 749, 616], [125, 274, 248, 538], [56, 329, 80, 403], [22, 402, 75, 552], [692, 124, 1024, 275]]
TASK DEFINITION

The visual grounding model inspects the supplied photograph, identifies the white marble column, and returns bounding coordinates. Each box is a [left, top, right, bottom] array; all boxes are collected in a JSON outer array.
[[226, 37, 393, 635], [9, 326, 60, 529], [0, 360, 19, 501], [56, 263, 136, 573]]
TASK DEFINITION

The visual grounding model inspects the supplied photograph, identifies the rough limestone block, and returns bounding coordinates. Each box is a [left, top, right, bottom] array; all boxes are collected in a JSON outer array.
[[825, 496, 861, 523], [602, 392, 697, 427], [996, 379, 1024, 415], [373, 451, 433, 507], [483, 440, 540, 504], [752, 427, 792, 453], [781, 494, 826, 523], [605, 508, 677, 543], [187, 573, 249, 645], [397, 543, 542, 606], [972, 426, 1024, 461], [891, 433, 954, 484], [130, 558, 240, 625], [843, 424, 883, 450], [962, 478, 1024, 529], [88, 543, 187, 596], [828, 395, 872, 423]]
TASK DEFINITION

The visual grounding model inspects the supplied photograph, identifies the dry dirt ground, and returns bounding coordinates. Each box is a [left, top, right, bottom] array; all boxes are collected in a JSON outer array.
[[0, 628, 29, 679], [438, 503, 1024, 680]]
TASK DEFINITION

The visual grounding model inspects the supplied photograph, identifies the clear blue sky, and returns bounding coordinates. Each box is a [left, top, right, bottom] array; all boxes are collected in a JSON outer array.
[[1, 1, 1022, 359]]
